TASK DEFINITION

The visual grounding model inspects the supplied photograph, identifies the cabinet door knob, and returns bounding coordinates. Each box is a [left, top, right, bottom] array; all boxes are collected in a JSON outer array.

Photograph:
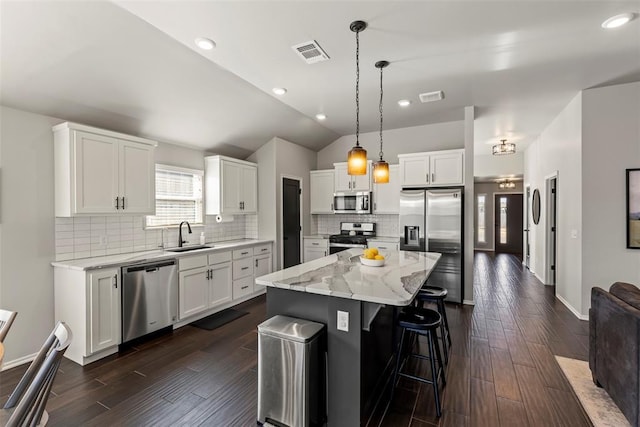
[[113, 274, 118, 288], [255, 259, 258, 267], [115, 197, 120, 210], [426, 174, 429, 183], [121, 196, 125, 210], [432, 173, 435, 183]]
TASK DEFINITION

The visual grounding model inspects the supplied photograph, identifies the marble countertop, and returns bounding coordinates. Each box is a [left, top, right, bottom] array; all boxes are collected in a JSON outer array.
[[256, 248, 441, 306], [51, 239, 273, 271]]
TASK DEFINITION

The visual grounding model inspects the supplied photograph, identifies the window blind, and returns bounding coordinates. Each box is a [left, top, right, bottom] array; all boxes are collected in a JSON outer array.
[[146, 165, 203, 228]]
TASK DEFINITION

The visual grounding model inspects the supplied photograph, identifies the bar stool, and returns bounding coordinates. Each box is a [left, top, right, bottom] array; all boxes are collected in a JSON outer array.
[[415, 286, 451, 364], [391, 307, 446, 417]]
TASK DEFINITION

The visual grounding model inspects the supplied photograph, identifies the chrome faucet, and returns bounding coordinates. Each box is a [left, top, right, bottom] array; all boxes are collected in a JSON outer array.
[[178, 221, 192, 247]]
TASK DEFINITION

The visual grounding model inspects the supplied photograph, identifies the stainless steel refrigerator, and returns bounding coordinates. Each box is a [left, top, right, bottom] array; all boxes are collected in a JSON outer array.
[[399, 188, 464, 303]]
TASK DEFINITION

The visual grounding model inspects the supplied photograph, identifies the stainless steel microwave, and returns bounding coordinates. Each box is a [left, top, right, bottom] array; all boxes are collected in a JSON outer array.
[[333, 192, 371, 214]]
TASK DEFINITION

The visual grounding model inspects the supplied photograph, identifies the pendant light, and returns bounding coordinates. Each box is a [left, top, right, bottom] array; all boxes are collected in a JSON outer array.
[[492, 139, 516, 155], [373, 60, 389, 184], [347, 20, 367, 175]]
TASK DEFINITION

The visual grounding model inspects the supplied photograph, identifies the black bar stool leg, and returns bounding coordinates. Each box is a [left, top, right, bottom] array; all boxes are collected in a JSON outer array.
[[427, 330, 442, 417], [433, 329, 446, 386], [439, 299, 452, 347]]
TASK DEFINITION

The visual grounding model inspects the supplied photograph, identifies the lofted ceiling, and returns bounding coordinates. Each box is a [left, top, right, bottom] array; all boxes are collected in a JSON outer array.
[[2, 1, 639, 158]]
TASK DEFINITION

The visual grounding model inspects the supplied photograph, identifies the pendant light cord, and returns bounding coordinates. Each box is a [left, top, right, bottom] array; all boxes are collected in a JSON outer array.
[[379, 65, 384, 161], [355, 29, 360, 147]]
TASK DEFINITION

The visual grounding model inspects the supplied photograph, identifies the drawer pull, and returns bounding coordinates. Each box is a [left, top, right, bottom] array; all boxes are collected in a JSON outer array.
[[312, 242, 319, 246], [241, 267, 249, 270], [241, 286, 249, 290], [241, 251, 249, 255], [261, 248, 267, 252], [379, 246, 387, 249]]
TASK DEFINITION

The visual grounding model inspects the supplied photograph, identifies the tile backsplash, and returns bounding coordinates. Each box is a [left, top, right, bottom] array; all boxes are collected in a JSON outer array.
[[55, 214, 258, 261], [312, 214, 398, 237]]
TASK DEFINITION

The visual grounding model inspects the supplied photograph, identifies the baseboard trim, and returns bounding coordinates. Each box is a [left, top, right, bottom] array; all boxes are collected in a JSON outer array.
[[556, 294, 589, 321], [463, 299, 476, 306], [1, 352, 37, 372]]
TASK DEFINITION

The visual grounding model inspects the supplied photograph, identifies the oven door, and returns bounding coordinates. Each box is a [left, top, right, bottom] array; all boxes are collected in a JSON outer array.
[[329, 243, 367, 254]]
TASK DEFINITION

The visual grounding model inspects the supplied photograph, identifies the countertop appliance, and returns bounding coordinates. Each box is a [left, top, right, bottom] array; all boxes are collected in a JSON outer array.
[[399, 188, 464, 303], [333, 191, 371, 214], [329, 222, 375, 254], [122, 259, 178, 343]]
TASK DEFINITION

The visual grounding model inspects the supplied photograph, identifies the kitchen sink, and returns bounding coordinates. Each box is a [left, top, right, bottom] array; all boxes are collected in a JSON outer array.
[[165, 245, 213, 253]]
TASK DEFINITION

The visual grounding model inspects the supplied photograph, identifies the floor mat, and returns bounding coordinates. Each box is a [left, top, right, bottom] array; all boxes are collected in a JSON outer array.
[[190, 308, 249, 330]]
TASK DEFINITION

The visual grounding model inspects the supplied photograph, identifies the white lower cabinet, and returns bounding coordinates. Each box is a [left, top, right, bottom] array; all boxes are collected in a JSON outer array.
[[304, 237, 329, 262], [367, 238, 400, 252], [208, 262, 233, 307], [178, 252, 233, 320], [179, 266, 210, 319], [254, 245, 272, 291], [54, 266, 121, 366]]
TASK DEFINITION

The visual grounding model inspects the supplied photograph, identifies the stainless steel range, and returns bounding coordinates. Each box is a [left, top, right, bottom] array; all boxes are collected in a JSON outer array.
[[329, 222, 376, 254]]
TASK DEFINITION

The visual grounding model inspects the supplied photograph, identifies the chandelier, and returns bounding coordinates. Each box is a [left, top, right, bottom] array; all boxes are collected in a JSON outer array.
[[347, 20, 368, 175], [492, 139, 516, 156], [499, 180, 516, 189]]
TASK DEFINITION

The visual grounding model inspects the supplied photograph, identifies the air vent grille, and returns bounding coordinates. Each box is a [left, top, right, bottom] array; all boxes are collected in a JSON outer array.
[[419, 91, 445, 103], [292, 40, 330, 64]]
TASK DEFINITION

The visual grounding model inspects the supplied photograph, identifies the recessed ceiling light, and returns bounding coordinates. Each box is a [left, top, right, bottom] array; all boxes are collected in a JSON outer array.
[[272, 87, 287, 96], [601, 13, 636, 29], [315, 113, 327, 120], [398, 99, 411, 107], [194, 37, 216, 50]]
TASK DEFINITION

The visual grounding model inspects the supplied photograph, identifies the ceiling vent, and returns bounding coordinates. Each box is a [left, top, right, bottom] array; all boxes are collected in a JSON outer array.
[[292, 40, 330, 64], [419, 91, 445, 103]]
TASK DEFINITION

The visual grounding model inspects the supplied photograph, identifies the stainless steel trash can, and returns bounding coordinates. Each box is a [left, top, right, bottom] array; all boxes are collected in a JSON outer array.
[[257, 315, 325, 427]]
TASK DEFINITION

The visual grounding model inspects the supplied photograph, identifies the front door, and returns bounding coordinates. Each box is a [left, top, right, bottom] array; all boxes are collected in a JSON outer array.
[[282, 178, 301, 268], [495, 194, 524, 256], [525, 186, 531, 268]]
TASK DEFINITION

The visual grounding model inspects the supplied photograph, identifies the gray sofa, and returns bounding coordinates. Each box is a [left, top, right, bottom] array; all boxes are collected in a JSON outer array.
[[590, 282, 640, 427]]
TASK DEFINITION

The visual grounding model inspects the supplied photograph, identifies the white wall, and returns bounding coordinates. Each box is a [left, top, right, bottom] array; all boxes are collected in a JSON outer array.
[[0, 106, 61, 365], [525, 93, 583, 313], [581, 82, 640, 311], [317, 120, 464, 168], [464, 106, 475, 304], [474, 152, 524, 179]]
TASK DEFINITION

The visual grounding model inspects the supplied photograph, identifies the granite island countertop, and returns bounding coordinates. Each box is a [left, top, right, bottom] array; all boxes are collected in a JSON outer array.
[[256, 248, 441, 306]]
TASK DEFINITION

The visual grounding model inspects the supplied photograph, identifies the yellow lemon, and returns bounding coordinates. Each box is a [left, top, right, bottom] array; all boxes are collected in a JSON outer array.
[[369, 248, 379, 256], [374, 255, 384, 260], [363, 249, 371, 257]]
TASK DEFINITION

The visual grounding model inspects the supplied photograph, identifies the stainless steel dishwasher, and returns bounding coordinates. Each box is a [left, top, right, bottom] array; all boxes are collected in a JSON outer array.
[[121, 259, 178, 343]]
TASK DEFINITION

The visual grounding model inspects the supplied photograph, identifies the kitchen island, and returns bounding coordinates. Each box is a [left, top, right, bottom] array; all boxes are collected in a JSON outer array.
[[256, 249, 441, 426]]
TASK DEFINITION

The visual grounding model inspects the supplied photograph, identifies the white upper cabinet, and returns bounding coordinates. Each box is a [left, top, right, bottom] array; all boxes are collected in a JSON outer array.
[[398, 149, 464, 187], [54, 122, 157, 217], [205, 155, 258, 215], [334, 161, 372, 192], [310, 170, 334, 214], [373, 164, 400, 214]]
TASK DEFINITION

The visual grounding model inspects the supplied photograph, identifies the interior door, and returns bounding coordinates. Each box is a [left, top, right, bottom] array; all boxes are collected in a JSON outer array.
[[494, 194, 524, 256], [282, 178, 301, 268]]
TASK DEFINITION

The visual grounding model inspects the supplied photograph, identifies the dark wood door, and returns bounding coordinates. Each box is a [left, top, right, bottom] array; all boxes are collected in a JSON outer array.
[[495, 193, 524, 255], [282, 178, 301, 268]]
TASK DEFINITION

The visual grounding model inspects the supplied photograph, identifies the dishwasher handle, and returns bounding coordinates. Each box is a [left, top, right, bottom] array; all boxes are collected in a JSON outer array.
[[124, 260, 176, 273]]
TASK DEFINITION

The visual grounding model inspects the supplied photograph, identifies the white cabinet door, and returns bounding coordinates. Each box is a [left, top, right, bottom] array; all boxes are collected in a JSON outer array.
[[254, 254, 272, 291], [373, 165, 400, 214], [119, 140, 155, 214], [221, 160, 242, 214], [208, 262, 232, 308], [304, 247, 327, 262], [310, 170, 334, 214], [431, 151, 464, 186], [400, 155, 430, 187], [334, 164, 352, 192], [88, 268, 120, 354], [352, 162, 371, 191], [240, 164, 257, 213], [74, 131, 119, 214], [179, 267, 209, 319]]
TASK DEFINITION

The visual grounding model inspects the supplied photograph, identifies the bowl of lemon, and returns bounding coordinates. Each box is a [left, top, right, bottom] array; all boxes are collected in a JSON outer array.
[[360, 247, 386, 267]]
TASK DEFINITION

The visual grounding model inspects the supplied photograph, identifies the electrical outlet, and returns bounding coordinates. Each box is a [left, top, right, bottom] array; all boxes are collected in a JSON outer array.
[[571, 229, 578, 239], [337, 310, 349, 332]]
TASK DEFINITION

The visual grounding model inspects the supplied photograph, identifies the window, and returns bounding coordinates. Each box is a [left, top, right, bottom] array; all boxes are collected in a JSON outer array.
[[146, 164, 203, 228], [477, 194, 486, 243], [499, 196, 508, 244]]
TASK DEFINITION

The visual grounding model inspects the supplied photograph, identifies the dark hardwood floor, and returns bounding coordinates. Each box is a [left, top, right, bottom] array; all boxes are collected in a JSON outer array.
[[1, 252, 590, 426]]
